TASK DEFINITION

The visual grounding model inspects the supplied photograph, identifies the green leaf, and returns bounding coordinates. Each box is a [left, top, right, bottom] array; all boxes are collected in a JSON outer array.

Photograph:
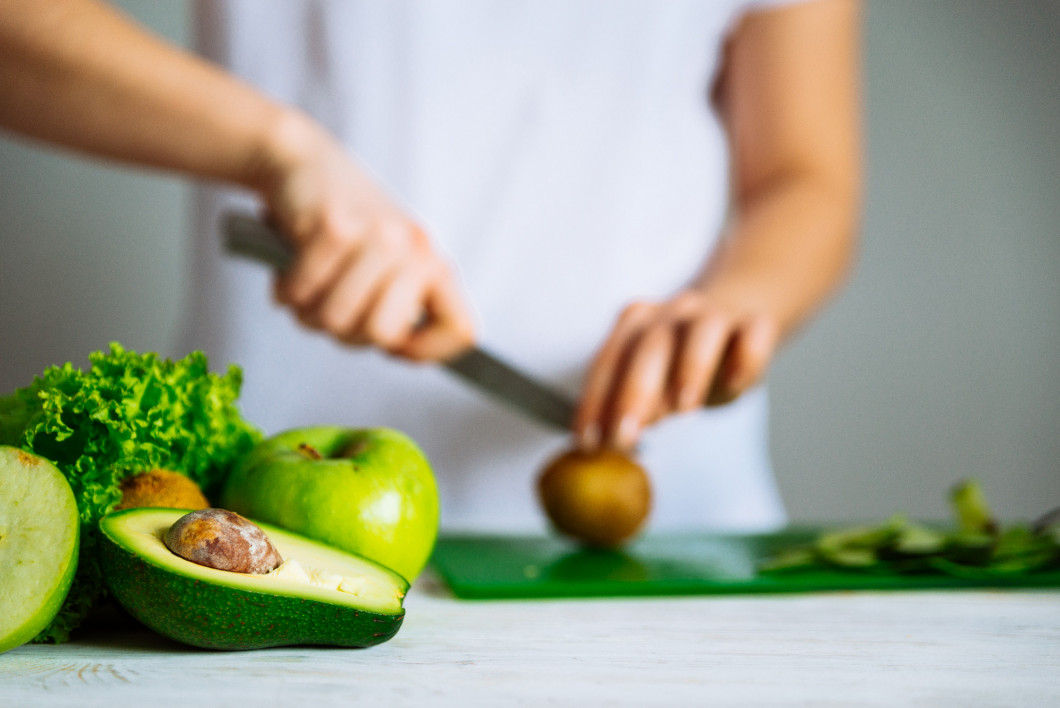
[[0, 343, 261, 642]]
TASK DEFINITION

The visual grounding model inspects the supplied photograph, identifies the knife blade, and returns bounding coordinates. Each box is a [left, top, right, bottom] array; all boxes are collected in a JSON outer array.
[[221, 212, 577, 431]]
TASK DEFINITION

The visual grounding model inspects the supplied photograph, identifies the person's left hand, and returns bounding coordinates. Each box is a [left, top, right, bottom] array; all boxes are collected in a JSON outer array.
[[573, 288, 780, 451]]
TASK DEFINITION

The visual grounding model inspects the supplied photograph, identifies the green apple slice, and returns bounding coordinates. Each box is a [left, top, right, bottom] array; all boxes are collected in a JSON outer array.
[[0, 446, 80, 653]]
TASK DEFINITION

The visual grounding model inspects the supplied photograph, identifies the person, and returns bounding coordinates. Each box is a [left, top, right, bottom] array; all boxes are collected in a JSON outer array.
[[0, 0, 860, 532]]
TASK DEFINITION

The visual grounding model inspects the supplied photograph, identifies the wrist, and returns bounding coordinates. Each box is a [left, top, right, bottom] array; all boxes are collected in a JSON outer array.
[[239, 105, 323, 195], [686, 275, 768, 313]]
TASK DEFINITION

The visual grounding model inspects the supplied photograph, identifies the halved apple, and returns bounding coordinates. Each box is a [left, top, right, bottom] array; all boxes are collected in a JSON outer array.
[[0, 446, 79, 652]]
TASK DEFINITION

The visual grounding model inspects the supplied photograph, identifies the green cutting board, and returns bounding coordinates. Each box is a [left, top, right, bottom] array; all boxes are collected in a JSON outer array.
[[430, 528, 1060, 599]]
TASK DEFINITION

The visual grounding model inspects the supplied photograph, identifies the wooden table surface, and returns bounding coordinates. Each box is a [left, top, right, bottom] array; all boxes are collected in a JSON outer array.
[[3, 575, 1058, 707]]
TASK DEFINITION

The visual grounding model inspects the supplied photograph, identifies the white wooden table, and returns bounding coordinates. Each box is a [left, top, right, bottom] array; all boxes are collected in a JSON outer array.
[[3, 575, 1058, 707]]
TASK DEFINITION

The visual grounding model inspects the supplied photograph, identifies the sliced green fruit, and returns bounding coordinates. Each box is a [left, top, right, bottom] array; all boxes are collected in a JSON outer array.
[[890, 522, 946, 556], [759, 479, 1060, 577], [951, 479, 998, 536], [99, 508, 408, 650], [0, 446, 79, 653]]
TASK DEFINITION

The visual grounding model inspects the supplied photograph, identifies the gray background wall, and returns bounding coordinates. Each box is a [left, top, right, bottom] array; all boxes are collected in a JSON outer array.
[[1, 1, 1057, 524]]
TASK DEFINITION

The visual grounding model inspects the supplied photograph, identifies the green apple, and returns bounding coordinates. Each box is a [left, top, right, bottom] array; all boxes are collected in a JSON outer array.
[[221, 427, 439, 583], [0, 446, 80, 653]]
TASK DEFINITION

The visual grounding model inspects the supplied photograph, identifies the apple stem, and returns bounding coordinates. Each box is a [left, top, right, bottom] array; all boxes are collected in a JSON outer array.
[[297, 444, 323, 461]]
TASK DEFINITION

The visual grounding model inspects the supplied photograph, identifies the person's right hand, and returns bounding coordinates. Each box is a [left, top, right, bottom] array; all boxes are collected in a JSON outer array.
[[254, 112, 476, 362]]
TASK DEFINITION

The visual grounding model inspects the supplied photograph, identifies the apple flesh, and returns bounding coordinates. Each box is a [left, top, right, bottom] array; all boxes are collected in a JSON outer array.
[[0, 446, 80, 653], [221, 427, 439, 583]]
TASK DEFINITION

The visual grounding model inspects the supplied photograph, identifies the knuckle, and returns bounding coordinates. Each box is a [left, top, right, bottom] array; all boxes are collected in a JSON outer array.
[[455, 322, 476, 347], [288, 280, 322, 308], [371, 328, 403, 350], [580, 362, 612, 397], [319, 204, 362, 233], [280, 283, 304, 307], [407, 222, 431, 248], [380, 220, 426, 253], [693, 304, 729, 326], [620, 368, 661, 405], [395, 346, 426, 362], [619, 301, 653, 322], [690, 311, 731, 339], [423, 259, 450, 285], [284, 212, 319, 244], [670, 290, 704, 314], [315, 232, 358, 260], [319, 306, 354, 334], [640, 321, 672, 346], [293, 306, 319, 330], [315, 208, 358, 239], [671, 364, 699, 391]]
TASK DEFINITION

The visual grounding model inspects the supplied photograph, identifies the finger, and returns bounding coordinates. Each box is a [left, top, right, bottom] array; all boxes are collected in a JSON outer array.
[[707, 317, 779, 406], [395, 270, 476, 361], [273, 273, 328, 331], [276, 231, 359, 308], [315, 245, 398, 341], [602, 324, 674, 451], [362, 263, 429, 352], [292, 295, 326, 331], [670, 314, 731, 413], [573, 303, 655, 450]]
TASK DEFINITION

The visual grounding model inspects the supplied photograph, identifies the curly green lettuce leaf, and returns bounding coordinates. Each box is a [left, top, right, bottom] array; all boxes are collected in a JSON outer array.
[[0, 343, 261, 642]]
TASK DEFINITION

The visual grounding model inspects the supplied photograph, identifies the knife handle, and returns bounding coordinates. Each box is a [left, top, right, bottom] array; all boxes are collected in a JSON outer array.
[[223, 213, 297, 270]]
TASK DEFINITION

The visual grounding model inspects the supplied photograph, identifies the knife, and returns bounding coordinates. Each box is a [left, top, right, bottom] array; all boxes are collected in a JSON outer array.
[[221, 212, 577, 431]]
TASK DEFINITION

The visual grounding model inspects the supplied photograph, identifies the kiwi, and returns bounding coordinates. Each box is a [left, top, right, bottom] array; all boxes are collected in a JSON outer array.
[[116, 470, 210, 511], [536, 448, 652, 548]]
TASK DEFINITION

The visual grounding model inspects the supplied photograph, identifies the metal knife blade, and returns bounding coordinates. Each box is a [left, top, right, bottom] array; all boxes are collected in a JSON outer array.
[[221, 212, 577, 431]]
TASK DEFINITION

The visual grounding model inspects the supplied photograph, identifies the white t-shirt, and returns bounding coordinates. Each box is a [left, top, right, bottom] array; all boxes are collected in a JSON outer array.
[[182, 0, 789, 533]]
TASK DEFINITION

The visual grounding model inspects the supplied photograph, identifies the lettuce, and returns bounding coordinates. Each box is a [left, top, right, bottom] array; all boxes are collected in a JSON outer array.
[[0, 343, 261, 642]]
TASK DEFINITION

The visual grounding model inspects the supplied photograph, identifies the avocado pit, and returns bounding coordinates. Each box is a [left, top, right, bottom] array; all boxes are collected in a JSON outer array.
[[164, 508, 282, 574]]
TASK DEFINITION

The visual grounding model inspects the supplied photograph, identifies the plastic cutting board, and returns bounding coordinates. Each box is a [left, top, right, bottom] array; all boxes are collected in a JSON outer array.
[[430, 528, 1060, 599]]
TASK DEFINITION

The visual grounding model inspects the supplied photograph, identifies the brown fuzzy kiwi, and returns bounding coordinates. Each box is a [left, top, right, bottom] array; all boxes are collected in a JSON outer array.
[[116, 469, 210, 511], [537, 447, 652, 548]]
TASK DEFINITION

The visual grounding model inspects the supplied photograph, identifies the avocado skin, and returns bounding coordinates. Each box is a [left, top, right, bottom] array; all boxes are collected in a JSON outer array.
[[99, 518, 404, 650]]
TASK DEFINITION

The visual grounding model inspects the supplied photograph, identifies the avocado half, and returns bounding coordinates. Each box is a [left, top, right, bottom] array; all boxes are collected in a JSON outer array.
[[99, 508, 408, 650]]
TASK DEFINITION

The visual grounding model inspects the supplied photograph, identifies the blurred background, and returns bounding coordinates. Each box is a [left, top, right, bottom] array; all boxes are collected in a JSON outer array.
[[1, 1, 1057, 523]]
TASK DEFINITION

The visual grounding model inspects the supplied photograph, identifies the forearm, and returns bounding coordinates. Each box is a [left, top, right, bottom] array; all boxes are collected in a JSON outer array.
[[694, 173, 859, 341], [0, 0, 294, 188], [702, 0, 861, 343]]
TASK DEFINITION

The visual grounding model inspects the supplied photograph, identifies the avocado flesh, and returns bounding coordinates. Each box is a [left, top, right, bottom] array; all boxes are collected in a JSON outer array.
[[99, 508, 408, 650]]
